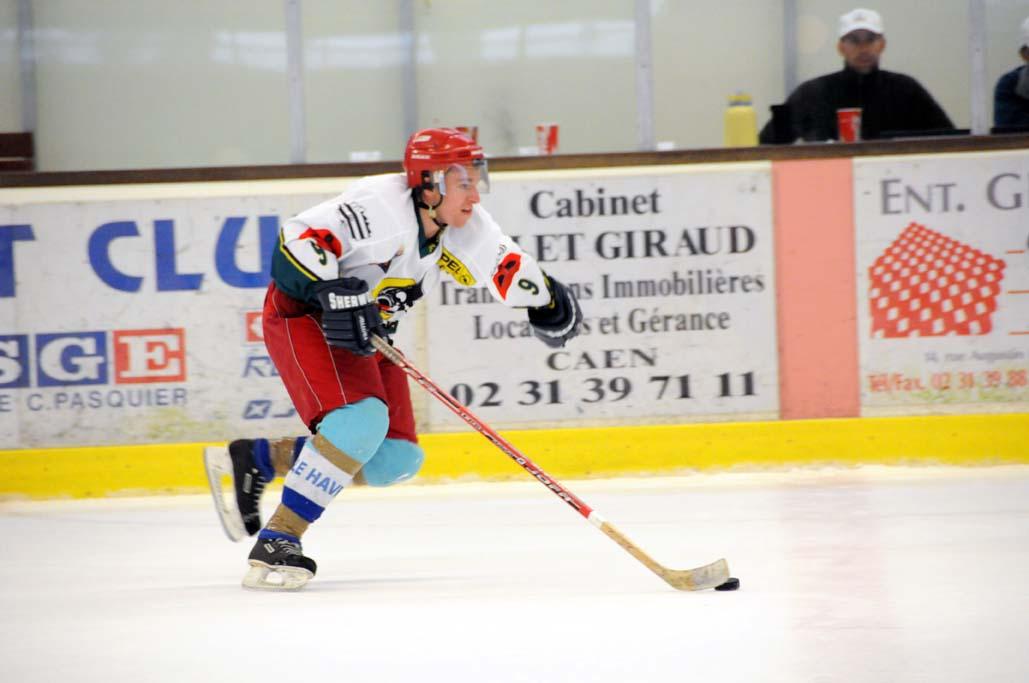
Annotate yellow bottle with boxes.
[724,93,758,147]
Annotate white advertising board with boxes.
[1,164,778,449]
[424,164,779,430]
[0,184,342,448]
[854,150,1029,414]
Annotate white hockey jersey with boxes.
[272,173,553,328]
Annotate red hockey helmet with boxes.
[403,127,489,195]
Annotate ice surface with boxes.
[3,466,1028,682]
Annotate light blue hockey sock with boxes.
[280,398,388,523]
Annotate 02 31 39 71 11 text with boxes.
[448,371,758,409]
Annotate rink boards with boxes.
[2,150,1028,497]
[2,409,1027,499]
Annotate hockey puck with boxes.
[714,577,740,591]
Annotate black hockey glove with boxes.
[527,275,583,349]
[312,277,385,356]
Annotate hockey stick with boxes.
[371,335,730,591]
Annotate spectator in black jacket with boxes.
[993,17,1029,129]
[760,8,954,143]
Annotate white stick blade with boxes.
[661,558,730,591]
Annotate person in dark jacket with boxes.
[760,8,954,143]
[993,17,1029,129]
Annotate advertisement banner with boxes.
[424,164,779,429]
[854,150,1029,414]
[0,187,337,448]
[1,165,778,448]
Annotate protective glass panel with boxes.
[29,0,289,171]
[0,0,20,131]
[652,1,784,150]
[986,0,1029,130]
[414,0,636,157]
[302,0,407,162]
[792,0,970,136]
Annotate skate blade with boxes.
[242,562,313,591]
[203,446,247,543]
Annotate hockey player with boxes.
[205,128,582,590]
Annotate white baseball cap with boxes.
[838,8,884,38]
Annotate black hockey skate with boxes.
[243,536,317,591]
[203,439,269,542]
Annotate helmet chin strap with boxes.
[414,187,448,230]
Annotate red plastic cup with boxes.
[837,108,862,142]
[455,126,478,143]
[535,123,559,155]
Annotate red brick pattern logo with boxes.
[869,223,1005,338]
